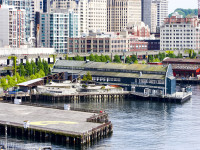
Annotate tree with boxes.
[35,73,41,78]
[134,60,138,64]
[30,74,37,80]
[38,70,45,77]
[82,72,92,81]
[18,63,26,76]
[153,58,160,62]
[166,51,176,58]
[100,54,107,62]
[25,60,33,76]
[94,54,101,62]
[89,54,95,61]
[7,75,17,88]
[42,60,49,76]
[82,75,87,81]
[74,55,84,61]
[113,55,121,63]
[86,71,92,80]
[131,55,137,62]
[192,52,197,59]
[0,78,9,90]
[31,60,37,74]
[185,49,196,59]
[148,55,154,62]
[169,8,197,18]
[142,60,146,64]
[125,56,132,63]
[64,54,68,60]
[37,58,44,72]
[158,52,166,61]
[105,55,112,62]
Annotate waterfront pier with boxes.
[0,103,113,147]
[3,91,131,102]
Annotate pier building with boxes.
[52,60,176,96]
[162,58,200,78]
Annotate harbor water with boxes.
[1,85,200,150]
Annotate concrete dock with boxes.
[0,103,112,146]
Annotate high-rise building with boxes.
[77,0,88,34]
[2,0,45,44]
[38,9,79,53]
[3,0,35,41]
[141,0,157,33]
[43,0,50,13]
[160,13,200,51]
[152,0,168,28]
[52,0,77,9]
[0,5,25,48]
[107,0,141,32]
[52,0,107,33]
[88,0,107,32]
[198,0,200,19]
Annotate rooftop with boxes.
[163,58,200,64]
[17,78,44,87]
[54,60,167,72]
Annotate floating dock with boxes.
[131,92,192,103]
[0,103,113,146]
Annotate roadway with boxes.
[0,50,199,65]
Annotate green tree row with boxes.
[0,58,50,90]
[147,50,197,63]
[18,58,50,77]
[65,54,112,62]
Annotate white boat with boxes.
[37,81,80,95]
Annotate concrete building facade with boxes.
[107,0,141,32]
[88,0,107,32]
[0,5,25,48]
[67,31,148,54]
[160,13,200,51]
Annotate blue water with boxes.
[80,85,200,150]
[1,85,200,150]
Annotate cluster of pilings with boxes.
[0,121,113,147]
[30,92,130,103]
[87,113,109,123]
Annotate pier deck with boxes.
[0,103,112,146]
